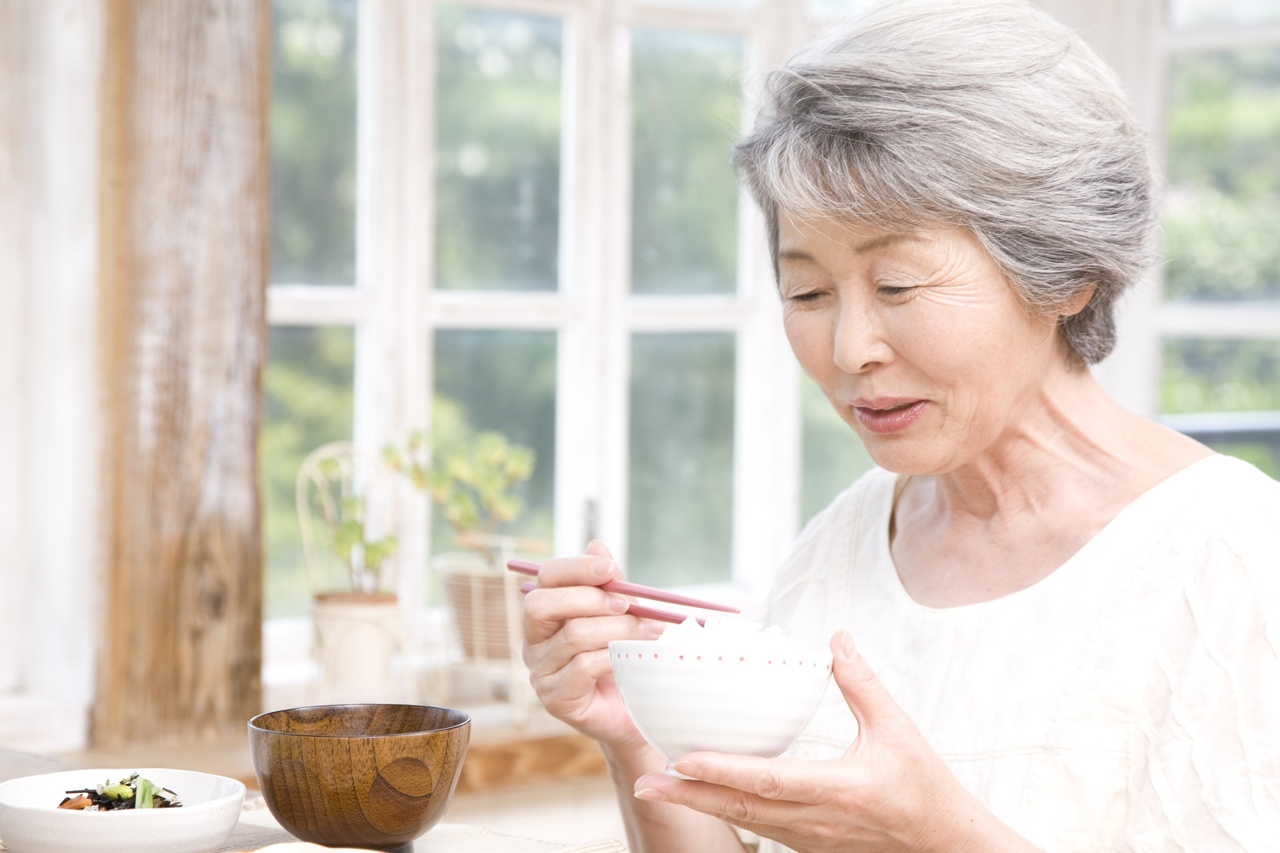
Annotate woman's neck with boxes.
[889,369,1210,608]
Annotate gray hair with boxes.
[732,0,1158,365]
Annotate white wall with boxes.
[0,0,104,752]
[0,2,32,696]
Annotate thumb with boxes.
[830,630,904,739]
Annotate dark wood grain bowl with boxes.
[248,704,471,853]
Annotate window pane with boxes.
[631,29,743,295]
[801,376,874,523]
[430,330,557,564]
[1161,338,1280,477]
[628,333,735,587]
[435,8,563,292]
[270,0,358,286]
[1169,0,1280,29]
[1165,47,1280,302]
[261,326,356,618]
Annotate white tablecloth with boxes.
[225,796,627,853]
[0,749,627,853]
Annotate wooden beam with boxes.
[93,0,269,748]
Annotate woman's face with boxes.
[778,214,1071,476]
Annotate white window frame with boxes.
[265,0,828,656]
[265,0,1280,682]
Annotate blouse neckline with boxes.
[872,454,1224,617]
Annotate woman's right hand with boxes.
[521,540,664,754]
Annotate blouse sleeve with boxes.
[1121,489,1280,851]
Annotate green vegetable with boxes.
[135,776,155,809]
[101,783,133,801]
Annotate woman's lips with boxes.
[851,399,927,434]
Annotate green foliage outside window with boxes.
[434,5,562,292]
[1165,47,1280,302]
[271,0,358,285]
[631,28,743,295]
[1162,45,1280,481]
[260,327,355,618]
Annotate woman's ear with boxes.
[1060,283,1098,318]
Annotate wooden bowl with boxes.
[248,704,470,853]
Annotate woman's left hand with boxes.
[630,631,1036,853]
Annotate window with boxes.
[264,0,880,642]
[269,0,1280,649]
[265,0,360,620]
[270,0,1280,656]
[1158,0,1280,477]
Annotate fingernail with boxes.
[606,594,630,614]
[634,787,666,802]
[673,760,699,778]
[840,631,855,659]
[591,558,614,577]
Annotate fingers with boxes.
[521,543,663,691]
[536,540,621,590]
[830,630,903,737]
[530,646,615,696]
[664,754,840,806]
[631,770,804,839]
[523,583,630,641]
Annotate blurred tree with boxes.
[432,331,557,559]
[1161,44,1280,480]
[260,326,355,618]
[1165,47,1280,301]
[627,333,735,588]
[435,5,562,292]
[270,0,358,285]
[631,28,743,295]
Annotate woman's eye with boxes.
[876,284,914,298]
[786,290,824,303]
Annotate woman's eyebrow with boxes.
[777,249,814,263]
[851,232,926,254]
[778,232,926,262]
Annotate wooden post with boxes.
[93,0,269,747]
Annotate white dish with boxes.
[0,767,245,853]
[609,633,832,771]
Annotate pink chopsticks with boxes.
[508,558,739,626]
[516,582,706,626]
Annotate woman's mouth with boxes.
[852,399,927,434]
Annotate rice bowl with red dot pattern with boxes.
[608,619,833,772]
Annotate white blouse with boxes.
[758,454,1280,853]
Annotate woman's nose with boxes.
[832,298,891,374]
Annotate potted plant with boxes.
[296,442,411,699]
[384,418,544,721]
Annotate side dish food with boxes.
[57,773,182,811]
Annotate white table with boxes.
[227,796,627,852]
[0,749,627,853]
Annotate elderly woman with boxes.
[521,1,1280,850]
